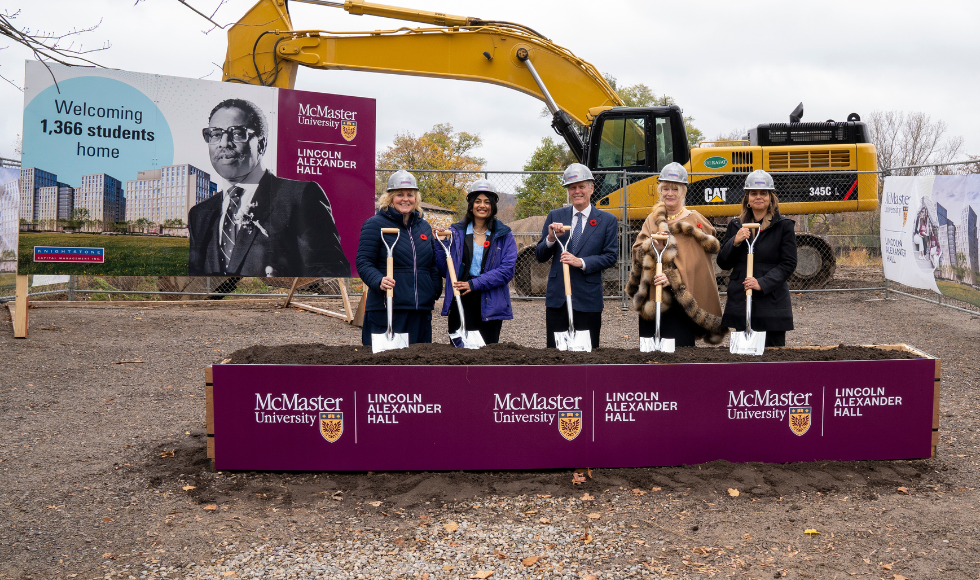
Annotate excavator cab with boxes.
[585,106,690,205]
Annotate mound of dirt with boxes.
[225,342,924,366]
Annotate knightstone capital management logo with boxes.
[727,389,814,436]
[493,392,583,440]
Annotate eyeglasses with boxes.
[202,126,256,144]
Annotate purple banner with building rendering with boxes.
[211,359,936,471]
[17,61,374,277]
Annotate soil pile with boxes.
[226,342,924,366]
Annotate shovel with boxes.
[639,233,674,353]
[434,230,485,349]
[371,227,410,354]
[729,223,766,355]
[552,226,592,352]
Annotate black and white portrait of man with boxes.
[188,98,350,277]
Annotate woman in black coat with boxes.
[355,170,442,346]
[717,170,798,347]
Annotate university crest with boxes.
[558,411,582,441]
[789,407,811,436]
[341,120,357,142]
[320,412,343,442]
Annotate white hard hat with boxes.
[466,179,498,203]
[744,169,775,190]
[387,169,418,191]
[658,162,688,185]
[562,163,594,187]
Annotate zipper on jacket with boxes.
[408,223,419,308]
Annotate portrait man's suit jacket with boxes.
[534,204,619,312]
[188,170,350,277]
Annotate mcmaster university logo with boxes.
[341,120,357,141]
[559,411,582,441]
[320,412,343,442]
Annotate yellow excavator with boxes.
[223,0,878,288]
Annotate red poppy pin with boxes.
[420,234,428,240]
[483,240,490,248]
[696,223,703,229]
[589,219,597,226]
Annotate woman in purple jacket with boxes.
[434,180,517,344]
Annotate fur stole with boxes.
[625,203,726,344]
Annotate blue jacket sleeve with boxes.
[583,213,619,274]
[471,232,517,292]
[355,218,385,291]
[756,220,798,295]
[716,219,745,271]
[434,231,449,278]
[534,211,558,263]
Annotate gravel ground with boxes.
[1,266,979,580]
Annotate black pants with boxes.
[638,305,700,347]
[546,304,601,349]
[764,331,786,347]
[447,291,503,344]
[361,310,432,346]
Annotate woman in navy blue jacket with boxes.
[355,170,442,346]
[434,180,517,344]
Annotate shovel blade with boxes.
[640,336,675,353]
[729,330,766,355]
[372,332,410,354]
[449,329,485,349]
[554,330,592,352]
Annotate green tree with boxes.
[162,218,185,229]
[514,137,577,220]
[376,123,485,216]
[134,217,152,233]
[604,74,703,146]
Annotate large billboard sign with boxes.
[18,61,375,277]
[210,359,936,471]
[881,175,980,307]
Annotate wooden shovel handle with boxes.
[381,227,399,234]
[650,233,669,242]
[386,256,394,298]
[744,223,761,230]
[655,262,663,303]
[562,263,572,296]
[446,256,460,297]
[746,253,754,297]
[435,230,451,240]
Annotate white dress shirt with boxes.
[546,204,592,271]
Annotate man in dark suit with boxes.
[188,98,350,277]
[535,163,619,348]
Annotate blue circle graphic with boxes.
[22,76,174,191]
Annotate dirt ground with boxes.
[1,270,979,579]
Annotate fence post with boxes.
[884,278,889,300]
[67,275,75,301]
[620,171,629,310]
[206,277,211,296]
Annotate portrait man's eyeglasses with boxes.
[202,126,256,144]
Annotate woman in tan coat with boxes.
[625,163,727,346]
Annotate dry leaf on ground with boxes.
[442,565,453,571]
[181,486,196,491]
[539,517,551,524]
[572,472,586,485]
[493,549,508,560]
[882,564,893,570]
[727,488,739,497]
[203,505,217,511]
[651,486,662,492]
[521,556,539,567]
[469,572,493,580]
[580,493,594,501]
[536,494,551,498]
[804,529,819,535]
[632,488,647,496]
[897,487,909,494]
[367,501,382,507]
[586,513,601,519]
[331,491,343,501]
[444,522,459,532]
[580,533,594,544]
[160,451,175,458]
[894,575,907,580]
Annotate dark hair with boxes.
[739,189,779,224]
[465,192,498,224]
[208,98,268,138]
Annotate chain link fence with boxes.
[3,164,980,320]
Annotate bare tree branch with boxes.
[867,110,963,175]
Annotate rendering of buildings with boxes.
[19,167,57,221]
[0,179,18,271]
[36,183,74,221]
[125,164,213,226]
[75,173,125,224]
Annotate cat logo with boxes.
[704,187,728,203]
[341,120,357,142]
[789,407,811,436]
[558,411,582,441]
[320,412,343,442]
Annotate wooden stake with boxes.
[337,277,353,322]
[13,274,28,338]
[282,277,301,308]
[352,287,368,328]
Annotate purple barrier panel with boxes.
[212,358,936,471]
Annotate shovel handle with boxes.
[386,256,394,298]
[381,228,399,234]
[745,253,754,297]
[655,262,663,303]
[446,256,461,297]
[562,262,572,296]
[744,223,761,230]
[435,230,451,240]
[650,233,669,242]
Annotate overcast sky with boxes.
[2,0,978,170]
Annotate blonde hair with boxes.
[656,181,688,196]
[739,190,780,223]
[377,188,421,214]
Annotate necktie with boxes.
[571,211,585,254]
[219,186,243,273]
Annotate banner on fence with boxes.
[881,176,980,307]
[18,62,375,278]
[0,167,17,273]
[211,359,935,471]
